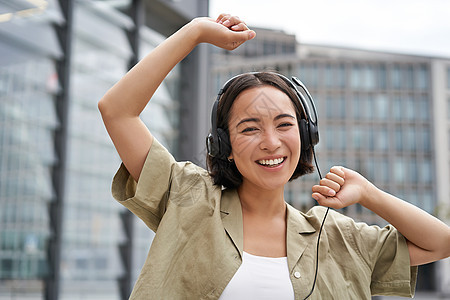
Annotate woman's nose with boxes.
[260,129,281,152]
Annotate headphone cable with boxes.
[302,146,329,300]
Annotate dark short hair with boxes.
[206,72,314,189]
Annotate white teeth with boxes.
[258,157,285,166]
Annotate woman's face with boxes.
[227,85,301,192]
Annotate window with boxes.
[403,127,416,151]
[375,128,388,150]
[421,192,434,213]
[367,128,374,150]
[404,65,414,89]
[351,64,361,89]
[298,64,319,88]
[391,65,401,89]
[326,94,345,118]
[418,95,430,120]
[417,126,431,152]
[363,65,376,90]
[377,64,387,89]
[421,159,433,183]
[394,157,405,183]
[409,159,418,183]
[392,96,402,120]
[416,65,429,90]
[404,96,415,120]
[352,127,362,149]
[365,159,375,181]
[352,95,361,119]
[395,127,403,151]
[375,94,389,119]
[326,126,346,150]
[325,64,333,88]
[337,64,346,88]
[375,159,389,183]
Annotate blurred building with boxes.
[210,27,450,296]
[0,0,208,299]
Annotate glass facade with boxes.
[0,0,183,299]
[59,3,131,298]
[0,0,62,297]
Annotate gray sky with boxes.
[209,0,450,58]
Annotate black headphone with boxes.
[206,72,319,160]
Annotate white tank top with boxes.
[219,251,295,300]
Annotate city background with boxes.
[0,0,449,299]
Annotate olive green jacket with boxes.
[112,139,417,299]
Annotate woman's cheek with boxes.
[232,135,259,156]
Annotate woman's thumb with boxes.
[233,30,256,42]
[248,30,256,40]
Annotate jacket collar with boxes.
[220,189,317,272]
[220,189,244,257]
[286,202,316,272]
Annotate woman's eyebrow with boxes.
[236,114,295,127]
[274,113,295,121]
[236,117,260,127]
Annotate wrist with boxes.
[180,19,203,47]
[358,180,380,208]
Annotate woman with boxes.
[98,14,450,299]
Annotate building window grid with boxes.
[316,61,434,211]
[0,60,55,280]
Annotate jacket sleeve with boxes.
[349,220,418,297]
[111,138,204,232]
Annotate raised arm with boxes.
[98,14,255,181]
[312,166,450,266]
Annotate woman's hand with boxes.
[190,14,256,50]
[311,166,373,209]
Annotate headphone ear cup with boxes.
[206,133,218,157]
[217,128,231,159]
[309,122,319,148]
[300,119,311,151]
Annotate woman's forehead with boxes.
[230,86,296,120]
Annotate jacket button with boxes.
[294,271,301,279]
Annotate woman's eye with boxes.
[241,127,258,133]
[278,123,294,128]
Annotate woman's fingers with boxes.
[325,173,344,188]
[311,166,345,198]
[321,177,341,193]
[216,13,230,23]
[216,14,247,30]
[329,166,345,178]
[231,22,249,32]
[311,192,345,209]
[312,184,337,197]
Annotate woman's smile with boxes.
[256,156,287,168]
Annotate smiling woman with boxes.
[98,13,450,300]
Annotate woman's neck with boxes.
[237,181,286,217]
[237,180,288,257]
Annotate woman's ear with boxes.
[227,154,234,162]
